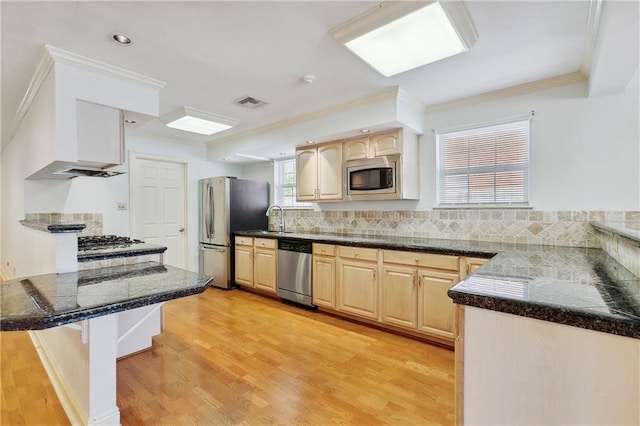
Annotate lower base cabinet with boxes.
[235,237,254,287]
[312,243,337,308]
[337,258,378,320]
[235,237,277,294]
[417,270,459,340]
[381,265,417,329]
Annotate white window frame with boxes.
[436,114,531,207]
[273,158,312,209]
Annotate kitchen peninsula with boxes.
[0,262,211,425]
[236,227,640,425]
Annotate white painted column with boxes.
[29,314,121,425]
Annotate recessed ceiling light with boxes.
[112,34,132,45]
[360,129,371,134]
[306,140,316,144]
[161,106,239,136]
[331,1,477,77]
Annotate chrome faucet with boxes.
[266,204,285,232]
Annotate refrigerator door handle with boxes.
[204,183,211,239]
[209,183,215,239]
[200,245,225,253]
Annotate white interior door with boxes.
[131,156,187,269]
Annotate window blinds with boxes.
[437,118,530,206]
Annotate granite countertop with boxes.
[236,230,640,339]
[77,243,167,262]
[236,230,502,258]
[0,262,212,331]
[20,220,86,233]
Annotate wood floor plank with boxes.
[2,287,454,425]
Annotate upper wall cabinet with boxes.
[343,130,402,161]
[296,142,343,201]
[77,100,124,166]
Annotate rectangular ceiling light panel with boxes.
[162,106,239,136]
[335,1,477,77]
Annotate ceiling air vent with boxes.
[235,96,269,110]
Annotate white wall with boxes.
[423,77,640,211]
[290,75,639,212]
[1,72,58,278]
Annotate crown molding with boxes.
[207,86,400,147]
[580,0,604,78]
[425,71,587,113]
[4,46,55,149]
[397,88,428,114]
[3,45,166,150]
[45,45,166,90]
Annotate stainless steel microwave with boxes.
[344,155,401,200]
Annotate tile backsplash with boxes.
[24,212,103,236]
[272,210,640,248]
[596,227,640,277]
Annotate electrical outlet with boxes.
[117,202,127,210]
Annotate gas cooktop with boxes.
[78,235,144,251]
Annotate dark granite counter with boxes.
[0,261,212,331]
[236,230,640,339]
[235,230,500,258]
[77,243,167,262]
[20,220,86,233]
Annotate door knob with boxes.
[179,227,185,233]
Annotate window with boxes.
[274,158,311,208]
[436,117,530,206]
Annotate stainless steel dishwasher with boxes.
[277,239,314,307]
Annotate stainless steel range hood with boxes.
[52,167,124,178]
[27,161,126,180]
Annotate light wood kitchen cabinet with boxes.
[343,136,370,161]
[417,269,459,339]
[343,129,402,162]
[253,238,277,293]
[336,246,379,320]
[464,257,489,277]
[381,264,417,329]
[380,249,460,342]
[76,100,124,166]
[312,243,336,308]
[370,129,401,157]
[234,237,254,287]
[296,142,342,201]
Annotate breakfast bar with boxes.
[0,262,212,425]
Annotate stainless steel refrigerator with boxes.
[199,177,269,289]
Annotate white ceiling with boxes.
[0,1,633,163]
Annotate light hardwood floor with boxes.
[1,288,454,425]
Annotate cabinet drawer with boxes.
[236,236,253,246]
[313,243,336,256]
[338,246,378,262]
[254,238,276,249]
[383,250,459,271]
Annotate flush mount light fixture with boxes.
[234,153,271,162]
[161,106,239,136]
[112,34,132,45]
[331,1,477,77]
